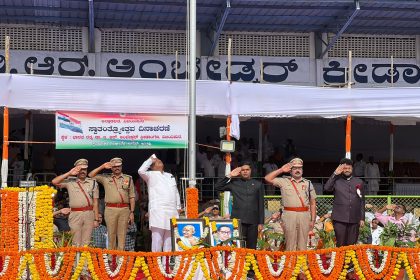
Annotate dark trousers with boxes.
[241,223,258,249]
[333,220,359,247]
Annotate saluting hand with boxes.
[280,163,291,173]
[102,162,112,169]
[334,164,345,175]
[229,167,242,177]
[69,167,80,176]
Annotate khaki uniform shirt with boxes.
[60,177,99,208]
[95,173,135,203]
[272,176,317,208]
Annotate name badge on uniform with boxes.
[122,178,130,190]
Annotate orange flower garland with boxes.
[0,244,417,279]
[185,187,199,218]
[307,249,346,279]
[356,247,394,279]
[0,186,56,253]
[407,250,420,279]
[0,190,19,251]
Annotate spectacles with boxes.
[219,231,231,235]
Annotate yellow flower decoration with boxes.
[233,218,238,228]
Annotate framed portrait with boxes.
[170,218,207,251]
[209,219,242,248]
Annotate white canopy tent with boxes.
[0,74,230,115]
[1,74,420,193]
[1,74,420,120]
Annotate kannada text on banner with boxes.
[56,112,187,149]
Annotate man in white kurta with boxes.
[365,156,381,195]
[138,154,181,252]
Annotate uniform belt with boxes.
[284,206,309,212]
[106,203,129,208]
[71,206,93,211]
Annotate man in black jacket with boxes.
[324,158,365,247]
[215,162,265,249]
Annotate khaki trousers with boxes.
[105,207,130,251]
[283,210,311,251]
[68,211,94,247]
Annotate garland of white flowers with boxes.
[157,255,182,278]
[0,256,10,277]
[367,249,388,274]
[265,255,287,277]
[102,254,124,277]
[29,192,36,249]
[44,253,64,276]
[215,251,236,274]
[17,192,37,251]
[315,251,336,275]
[18,192,26,251]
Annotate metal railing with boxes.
[182,176,420,200]
[264,195,420,217]
[1,170,57,187]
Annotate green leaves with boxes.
[379,221,416,248]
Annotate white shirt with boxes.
[201,157,215,177]
[371,227,383,245]
[138,157,181,230]
[404,212,417,225]
[353,160,366,177]
[365,163,380,181]
[365,212,375,223]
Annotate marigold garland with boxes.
[185,187,199,218]
[407,250,420,279]
[0,244,418,279]
[0,190,19,251]
[0,185,56,253]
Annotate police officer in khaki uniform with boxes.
[52,159,99,246]
[89,158,135,251]
[265,158,317,251]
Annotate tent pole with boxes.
[175,50,178,80]
[225,37,232,174]
[258,121,263,163]
[1,36,10,188]
[24,64,34,163]
[389,124,394,174]
[175,50,180,165]
[227,38,232,81]
[345,50,352,159]
[390,55,394,87]
[188,0,197,188]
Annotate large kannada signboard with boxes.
[56,112,187,149]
